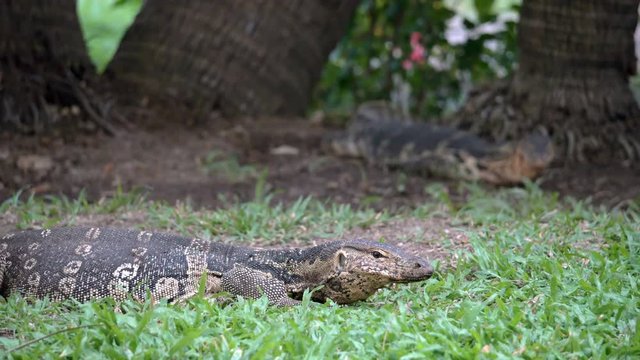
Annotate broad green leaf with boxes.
[76,0,144,73]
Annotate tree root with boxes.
[64,69,117,136]
[444,78,640,164]
[1,59,122,135]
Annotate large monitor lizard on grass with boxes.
[325,102,554,185]
[0,227,433,306]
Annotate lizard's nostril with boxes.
[414,262,422,268]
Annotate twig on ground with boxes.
[7,324,97,353]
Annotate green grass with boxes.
[200,151,263,183]
[1,185,639,359]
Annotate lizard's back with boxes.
[0,227,225,302]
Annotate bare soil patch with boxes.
[2,113,638,211]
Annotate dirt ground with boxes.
[1,111,639,211]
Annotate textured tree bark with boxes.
[1,0,359,132]
[0,0,94,132]
[110,0,359,117]
[450,0,640,163]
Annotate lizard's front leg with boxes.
[221,265,301,306]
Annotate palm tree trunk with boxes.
[450,0,640,163]
[109,0,359,117]
[0,0,92,132]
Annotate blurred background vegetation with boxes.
[313,0,521,119]
[78,0,638,120]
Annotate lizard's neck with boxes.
[207,242,342,298]
[270,241,340,261]
[266,242,342,296]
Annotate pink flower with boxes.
[410,44,426,63]
[403,31,426,70]
[410,32,422,46]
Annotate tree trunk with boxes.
[449,0,640,163]
[0,0,94,132]
[110,1,359,117]
[1,1,359,132]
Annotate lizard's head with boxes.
[311,240,433,304]
[515,129,555,172]
[483,129,555,185]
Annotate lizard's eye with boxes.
[371,250,384,259]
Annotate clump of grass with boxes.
[146,195,389,243]
[200,150,261,182]
[0,187,146,229]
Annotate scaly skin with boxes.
[0,227,433,306]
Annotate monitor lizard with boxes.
[0,227,433,306]
[324,102,554,185]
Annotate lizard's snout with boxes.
[417,259,434,277]
[399,258,434,281]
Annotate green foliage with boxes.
[76,0,143,73]
[313,0,521,118]
[1,185,639,358]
